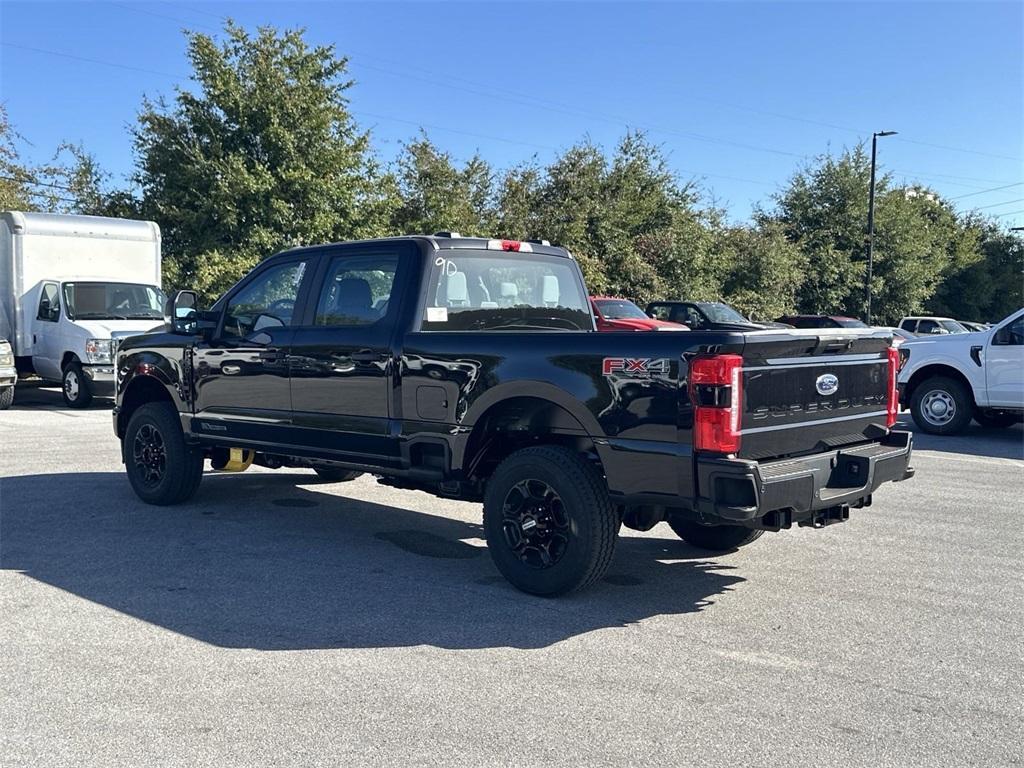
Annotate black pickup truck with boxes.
[113,234,914,595]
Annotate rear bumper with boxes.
[0,365,16,387]
[695,430,914,529]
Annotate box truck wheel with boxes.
[0,386,13,410]
[62,362,93,408]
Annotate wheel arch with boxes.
[117,373,175,439]
[905,363,977,408]
[458,392,602,484]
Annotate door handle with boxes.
[222,364,241,375]
[351,349,385,363]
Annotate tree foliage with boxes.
[132,23,393,299]
[4,23,1019,324]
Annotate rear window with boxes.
[594,299,648,320]
[835,317,869,328]
[421,251,591,331]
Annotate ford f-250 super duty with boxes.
[112,234,914,595]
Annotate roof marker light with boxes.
[487,239,533,252]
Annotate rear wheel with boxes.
[124,402,203,505]
[313,467,363,483]
[483,446,618,596]
[910,376,972,435]
[0,386,13,410]
[62,362,93,408]
[668,519,763,551]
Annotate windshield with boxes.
[62,282,166,321]
[940,320,968,333]
[700,302,749,324]
[835,317,870,328]
[595,299,649,320]
[422,251,592,331]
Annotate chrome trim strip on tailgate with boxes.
[741,410,888,435]
[746,355,885,371]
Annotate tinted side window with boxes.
[917,320,939,334]
[223,260,308,338]
[900,319,917,332]
[994,316,1024,346]
[37,283,60,322]
[648,305,670,321]
[315,253,398,327]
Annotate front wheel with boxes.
[910,376,972,435]
[0,386,13,410]
[62,363,93,408]
[668,519,763,551]
[483,446,618,596]
[124,402,204,505]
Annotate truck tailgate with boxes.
[739,330,893,460]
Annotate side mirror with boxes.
[928,327,948,335]
[40,298,53,319]
[170,290,199,334]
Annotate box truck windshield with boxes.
[62,282,166,321]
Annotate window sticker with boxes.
[426,307,449,322]
[434,256,459,276]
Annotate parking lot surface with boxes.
[2,384,1022,767]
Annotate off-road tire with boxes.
[668,519,764,551]
[483,445,618,596]
[0,386,13,410]
[313,468,363,483]
[62,362,93,408]
[910,375,972,435]
[124,402,204,505]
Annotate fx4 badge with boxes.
[602,357,671,377]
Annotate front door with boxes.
[287,243,413,463]
[191,256,314,445]
[31,282,62,380]
[986,312,1024,408]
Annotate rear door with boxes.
[286,242,415,464]
[191,255,315,444]
[739,331,893,460]
[986,313,1024,408]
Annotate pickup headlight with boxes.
[84,339,114,365]
[0,340,13,367]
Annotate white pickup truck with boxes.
[898,308,1024,434]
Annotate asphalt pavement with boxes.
[2,383,1022,767]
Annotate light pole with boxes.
[866,130,897,325]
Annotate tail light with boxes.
[886,346,900,428]
[689,354,743,453]
[487,239,533,252]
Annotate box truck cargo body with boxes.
[0,211,165,407]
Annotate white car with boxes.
[898,316,970,336]
[898,308,1024,434]
[0,338,14,409]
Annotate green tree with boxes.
[390,134,496,236]
[928,221,1023,322]
[133,22,394,300]
[718,222,807,321]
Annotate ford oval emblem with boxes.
[816,373,839,396]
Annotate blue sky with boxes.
[2,1,1022,227]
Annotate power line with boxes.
[970,198,1024,211]
[992,209,1024,218]
[0,174,78,192]
[950,182,1024,200]
[891,137,1021,163]
[0,42,185,80]
[108,1,219,32]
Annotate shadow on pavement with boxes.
[894,415,1023,461]
[4,382,113,412]
[0,471,744,651]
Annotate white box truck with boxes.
[0,211,165,408]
